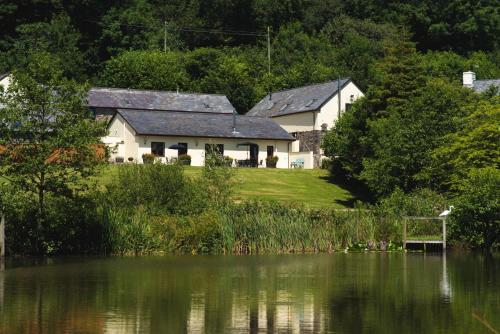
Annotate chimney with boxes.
[463,71,476,88]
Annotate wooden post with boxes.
[0,213,4,257]
[403,218,407,250]
[443,218,447,249]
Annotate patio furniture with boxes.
[291,158,305,168]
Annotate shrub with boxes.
[223,156,234,166]
[178,154,191,165]
[266,156,279,168]
[449,168,499,251]
[128,157,134,162]
[104,163,206,215]
[142,153,155,164]
[320,157,332,170]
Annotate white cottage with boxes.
[98,88,294,168]
[462,71,500,93]
[247,79,364,167]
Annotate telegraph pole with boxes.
[337,75,342,119]
[164,20,167,52]
[267,26,271,99]
[267,26,271,76]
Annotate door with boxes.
[250,144,259,167]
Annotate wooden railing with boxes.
[403,216,447,251]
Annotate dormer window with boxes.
[305,99,317,107]
[279,104,289,112]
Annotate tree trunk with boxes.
[37,171,45,253]
[0,214,5,257]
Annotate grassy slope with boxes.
[99,165,364,209]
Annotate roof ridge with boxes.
[90,86,228,97]
[116,108,235,115]
[264,78,351,96]
[117,108,275,119]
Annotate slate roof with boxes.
[116,109,295,141]
[247,79,351,117]
[473,79,500,93]
[88,87,235,114]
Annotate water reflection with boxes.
[440,254,452,302]
[0,253,498,333]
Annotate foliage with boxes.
[141,153,155,164]
[449,168,500,251]
[99,50,189,91]
[266,156,279,165]
[103,163,205,216]
[0,53,105,252]
[425,96,500,192]
[202,151,237,207]
[361,79,474,196]
[3,14,86,79]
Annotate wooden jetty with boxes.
[403,216,447,252]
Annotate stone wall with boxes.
[295,130,324,168]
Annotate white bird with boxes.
[439,205,454,217]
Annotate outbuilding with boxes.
[96,87,295,168]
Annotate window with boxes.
[267,145,274,158]
[205,144,224,156]
[279,104,289,112]
[151,142,165,157]
[178,143,188,155]
[305,99,317,107]
[345,103,353,111]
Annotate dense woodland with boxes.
[0,0,498,253]
[0,0,499,112]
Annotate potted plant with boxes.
[142,153,155,164]
[223,156,234,167]
[115,156,124,163]
[128,157,134,163]
[178,154,192,166]
[266,156,278,168]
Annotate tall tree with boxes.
[0,52,105,250]
[424,96,500,192]
[3,14,85,79]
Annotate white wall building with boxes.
[103,109,294,168]
[462,71,500,93]
[247,79,364,167]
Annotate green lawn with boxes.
[99,165,366,209]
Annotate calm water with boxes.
[0,253,499,334]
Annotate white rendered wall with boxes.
[102,116,293,168]
[272,111,315,133]
[268,81,364,133]
[289,152,314,169]
[315,81,364,130]
[137,136,291,168]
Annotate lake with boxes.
[0,253,498,333]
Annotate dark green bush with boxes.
[178,154,191,165]
[449,168,499,251]
[103,163,206,215]
[142,153,155,164]
[266,156,278,168]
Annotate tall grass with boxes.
[216,202,399,254]
[93,162,446,255]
